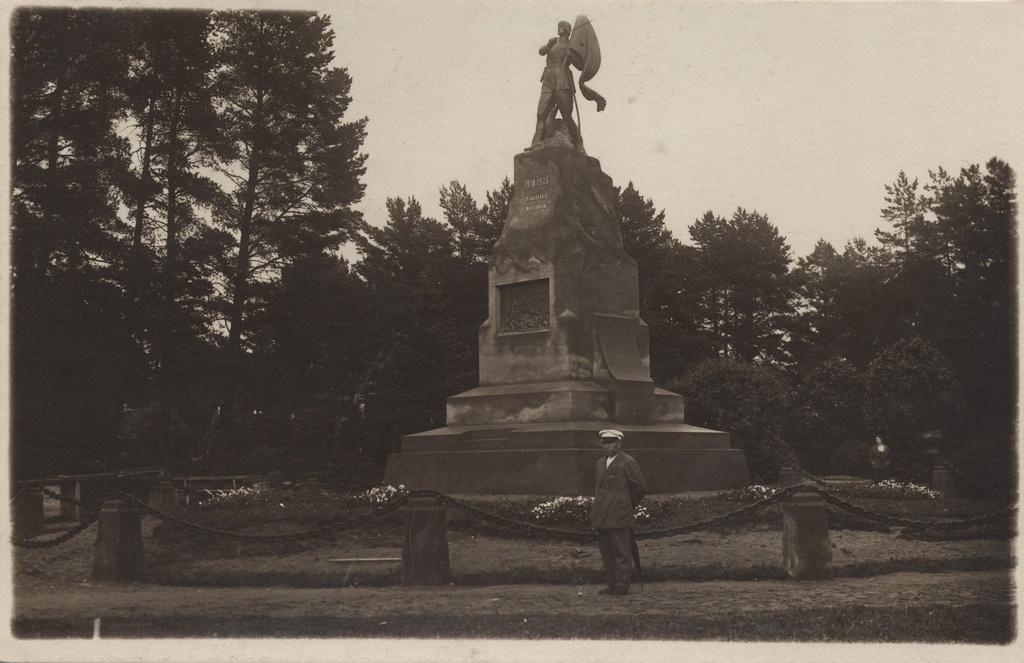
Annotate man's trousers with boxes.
[597,528,633,591]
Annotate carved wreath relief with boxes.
[499,279,550,333]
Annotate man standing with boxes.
[528,20,583,149]
[591,429,647,596]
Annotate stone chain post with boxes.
[401,497,450,585]
[778,468,834,581]
[12,486,45,537]
[92,498,144,582]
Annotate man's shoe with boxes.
[597,587,616,595]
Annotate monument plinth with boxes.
[383,142,749,495]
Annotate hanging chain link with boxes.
[112,490,415,543]
[408,490,597,543]
[39,485,103,511]
[10,512,101,548]
[11,478,161,548]
[631,486,795,540]
[938,461,1018,498]
[13,481,1016,549]
[803,484,1017,530]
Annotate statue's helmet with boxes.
[558,20,571,34]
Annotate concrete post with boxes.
[401,497,450,585]
[782,492,834,581]
[931,465,957,498]
[148,481,178,511]
[777,466,803,487]
[13,486,45,537]
[60,482,77,520]
[92,498,144,582]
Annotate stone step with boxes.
[383,447,749,495]
[400,422,730,453]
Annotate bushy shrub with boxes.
[669,360,797,481]
[117,402,193,466]
[787,357,868,473]
[827,437,874,477]
[864,338,965,460]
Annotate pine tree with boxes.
[688,208,799,363]
[617,183,704,381]
[206,10,367,468]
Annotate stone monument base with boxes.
[383,422,749,495]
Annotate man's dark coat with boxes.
[591,452,647,529]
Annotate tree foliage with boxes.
[786,357,867,474]
[689,208,800,364]
[668,360,796,481]
[863,338,965,457]
[10,8,369,476]
[617,183,707,380]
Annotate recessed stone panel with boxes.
[498,279,550,334]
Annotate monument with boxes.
[383,17,749,495]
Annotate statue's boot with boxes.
[564,118,583,149]
[526,117,548,151]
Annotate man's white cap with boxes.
[598,429,623,440]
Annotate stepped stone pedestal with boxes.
[384,142,749,495]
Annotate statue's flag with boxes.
[569,14,606,111]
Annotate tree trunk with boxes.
[213,90,263,474]
[41,74,66,277]
[160,87,182,470]
[133,92,157,250]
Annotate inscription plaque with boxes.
[499,279,550,333]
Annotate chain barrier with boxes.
[788,483,1017,531]
[39,485,104,511]
[635,486,799,540]
[408,488,817,542]
[113,490,415,543]
[38,476,159,510]
[10,478,162,549]
[10,512,102,548]
[14,481,1017,550]
[408,490,597,543]
[938,461,1018,499]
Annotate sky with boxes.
[3,0,1021,262]
[315,0,1024,261]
